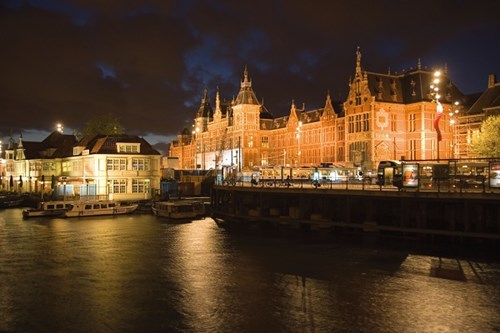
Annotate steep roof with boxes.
[234,66,260,106]
[365,69,466,105]
[76,134,160,155]
[14,131,77,159]
[196,88,213,118]
[20,141,45,159]
[350,48,466,107]
[467,83,500,116]
[41,131,78,158]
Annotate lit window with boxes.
[261,136,269,148]
[109,179,127,193]
[132,179,149,193]
[132,158,150,170]
[107,158,127,170]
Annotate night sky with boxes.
[1,0,500,154]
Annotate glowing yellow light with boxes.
[436,103,443,113]
[434,71,441,77]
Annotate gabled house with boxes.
[2,132,161,201]
[67,134,161,201]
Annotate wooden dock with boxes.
[211,185,500,242]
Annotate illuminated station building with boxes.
[169,49,496,175]
[169,49,492,173]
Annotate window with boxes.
[29,162,41,171]
[107,158,127,170]
[62,161,72,172]
[409,113,416,132]
[349,113,369,133]
[261,136,269,148]
[43,162,55,171]
[362,113,369,131]
[248,135,253,148]
[391,114,397,132]
[132,179,149,193]
[132,158,150,171]
[109,179,127,193]
[409,140,417,160]
[338,125,344,141]
[117,143,140,153]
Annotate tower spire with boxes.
[201,87,208,104]
[241,65,252,89]
[355,46,362,77]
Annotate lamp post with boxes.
[296,121,302,166]
[430,70,443,160]
[63,180,67,201]
[192,123,200,170]
[448,101,461,158]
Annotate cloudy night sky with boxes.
[1,0,500,154]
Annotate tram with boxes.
[256,164,363,185]
[376,158,499,190]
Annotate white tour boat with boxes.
[63,200,138,218]
[152,199,205,220]
[22,200,76,218]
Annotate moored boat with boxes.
[152,199,205,220]
[22,201,75,218]
[0,194,24,209]
[63,200,138,218]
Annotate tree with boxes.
[471,115,500,157]
[83,113,124,136]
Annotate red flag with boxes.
[434,113,443,141]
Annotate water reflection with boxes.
[1,208,500,332]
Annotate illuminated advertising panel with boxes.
[402,163,419,188]
[489,162,500,188]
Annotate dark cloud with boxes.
[1,0,500,143]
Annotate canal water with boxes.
[1,208,500,333]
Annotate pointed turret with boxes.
[216,87,220,110]
[347,47,372,106]
[234,66,259,105]
[7,136,15,150]
[290,99,301,121]
[321,91,336,119]
[355,46,362,78]
[195,87,213,118]
[18,133,24,148]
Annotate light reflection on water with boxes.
[1,208,500,333]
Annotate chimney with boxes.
[488,74,497,88]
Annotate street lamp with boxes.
[449,101,461,158]
[56,123,64,133]
[192,123,200,170]
[296,121,302,166]
[430,70,443,160]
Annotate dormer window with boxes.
[117,143,140,153]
